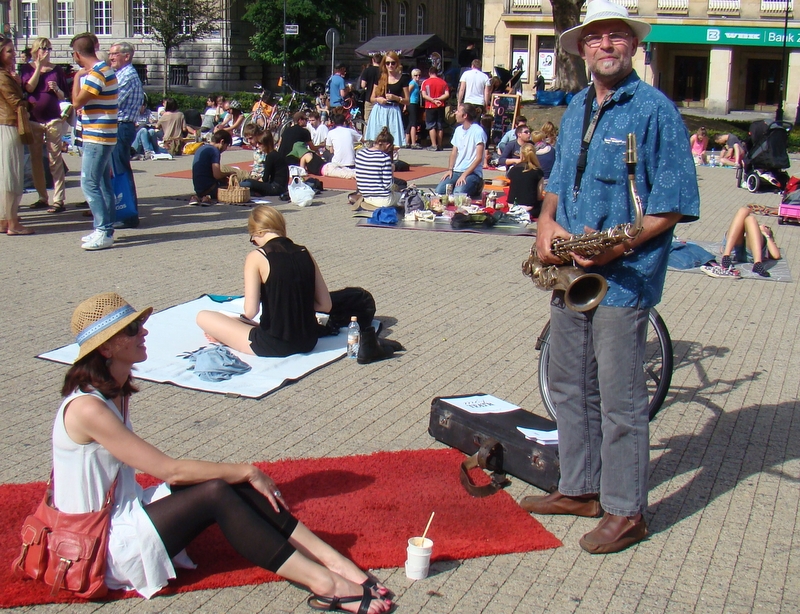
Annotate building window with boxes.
[93,0,112,35]
[359,17,367,42]
[380,0,388,37]
[417,4,425,34]
[169,64,189,86]
[465,2,472,27]
[132,0,151,36]
[21,0,38,37]
[476,2,482,28]
[57,0,74,36]
[398,3,407,36]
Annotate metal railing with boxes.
[708,0,741,14]
[656,0,689,13]
[761,0,793,14]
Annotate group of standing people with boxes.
[0,31,150,247]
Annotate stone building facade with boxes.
[1,0,486,93]
[485,0,800,120]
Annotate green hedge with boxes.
[143,91,260,111]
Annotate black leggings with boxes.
[143,479,298,573]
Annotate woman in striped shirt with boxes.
[355,127,398,208]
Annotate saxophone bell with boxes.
[522,248,608,313]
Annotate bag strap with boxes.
[572,86,615,202]
[459,438,510,498]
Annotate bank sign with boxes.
[647,24,800,48]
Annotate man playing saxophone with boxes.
[522,0,700,554]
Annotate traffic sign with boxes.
[326,28,340,49]
[285,24,299,36]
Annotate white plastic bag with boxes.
[288,165,307,178]
[288,176,314,208]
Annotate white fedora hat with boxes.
[560,0,651,56]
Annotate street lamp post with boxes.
[282,0,287,95]
[775,0,791,123]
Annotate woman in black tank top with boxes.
[196,206,332,357]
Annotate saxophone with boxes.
[522,133,644,312]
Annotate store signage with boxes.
[646,24,800,48]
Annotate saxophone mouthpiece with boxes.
[626,133,637,165]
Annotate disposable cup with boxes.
[405,537,433,580]
[405,559,429,580]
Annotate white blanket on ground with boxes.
[38,295,351,399]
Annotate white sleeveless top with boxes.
[53,390,194,598]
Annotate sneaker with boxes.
[752,262,771,278]
[720,255,732,270]
[426,146,439,152]
[81,228,102,243]
[701,265,741,279]
[411,143,422,150]
[81,232,114,251]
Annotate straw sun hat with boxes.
[559,0,651,57]
[70,292,152,361]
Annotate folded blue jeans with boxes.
[81,142,116,236]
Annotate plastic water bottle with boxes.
[709,150,716,167]
[347,317,360,359]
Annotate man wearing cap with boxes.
[522,0,699,554]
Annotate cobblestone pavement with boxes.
[2,144,799,613]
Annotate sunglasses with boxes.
[385,61,397,66]
[122,316,147,337]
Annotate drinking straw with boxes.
[421,511,435,542]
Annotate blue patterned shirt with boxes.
[115,63,144,123]
[546,71,700,308]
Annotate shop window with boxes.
[672,56,708,104]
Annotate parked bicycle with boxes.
[535,308,673,423]
[242,83,316,140]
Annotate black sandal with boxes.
[28,199,48,210]
[307,586,384,614]
[362,574,393,599]
[47,203,66,213]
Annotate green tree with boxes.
[145,0,221,96]
[244,0,371,85]
[550,0,587,93]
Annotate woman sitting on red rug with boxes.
[196,206,332,357]
[54,291,392,612]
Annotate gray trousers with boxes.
[548,291,650,516]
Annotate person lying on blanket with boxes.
[55,292,392,610]
[196,206,333,356]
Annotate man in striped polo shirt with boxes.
[70,32,118,250]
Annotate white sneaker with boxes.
[701,265,741,279]
[81,228,102,243]
[81,232,114,251]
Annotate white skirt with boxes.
[0,124,23,194]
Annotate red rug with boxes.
[156,164,447,192]
[0,448,559,607]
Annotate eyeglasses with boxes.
[122,316,147,337]
[582,31,632,48]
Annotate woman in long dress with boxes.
[364,51,409,151]
[0,37,34,234]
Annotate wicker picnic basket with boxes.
[218,175,251,204]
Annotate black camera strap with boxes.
[573,86,615,202]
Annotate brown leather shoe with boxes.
[520,491,603,518]
[579,513,648,554]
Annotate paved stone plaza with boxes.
[2,144,799,613]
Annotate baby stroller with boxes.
[740,120,792,193]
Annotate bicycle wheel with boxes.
[352,117,366,135]
[537,308,673,423]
